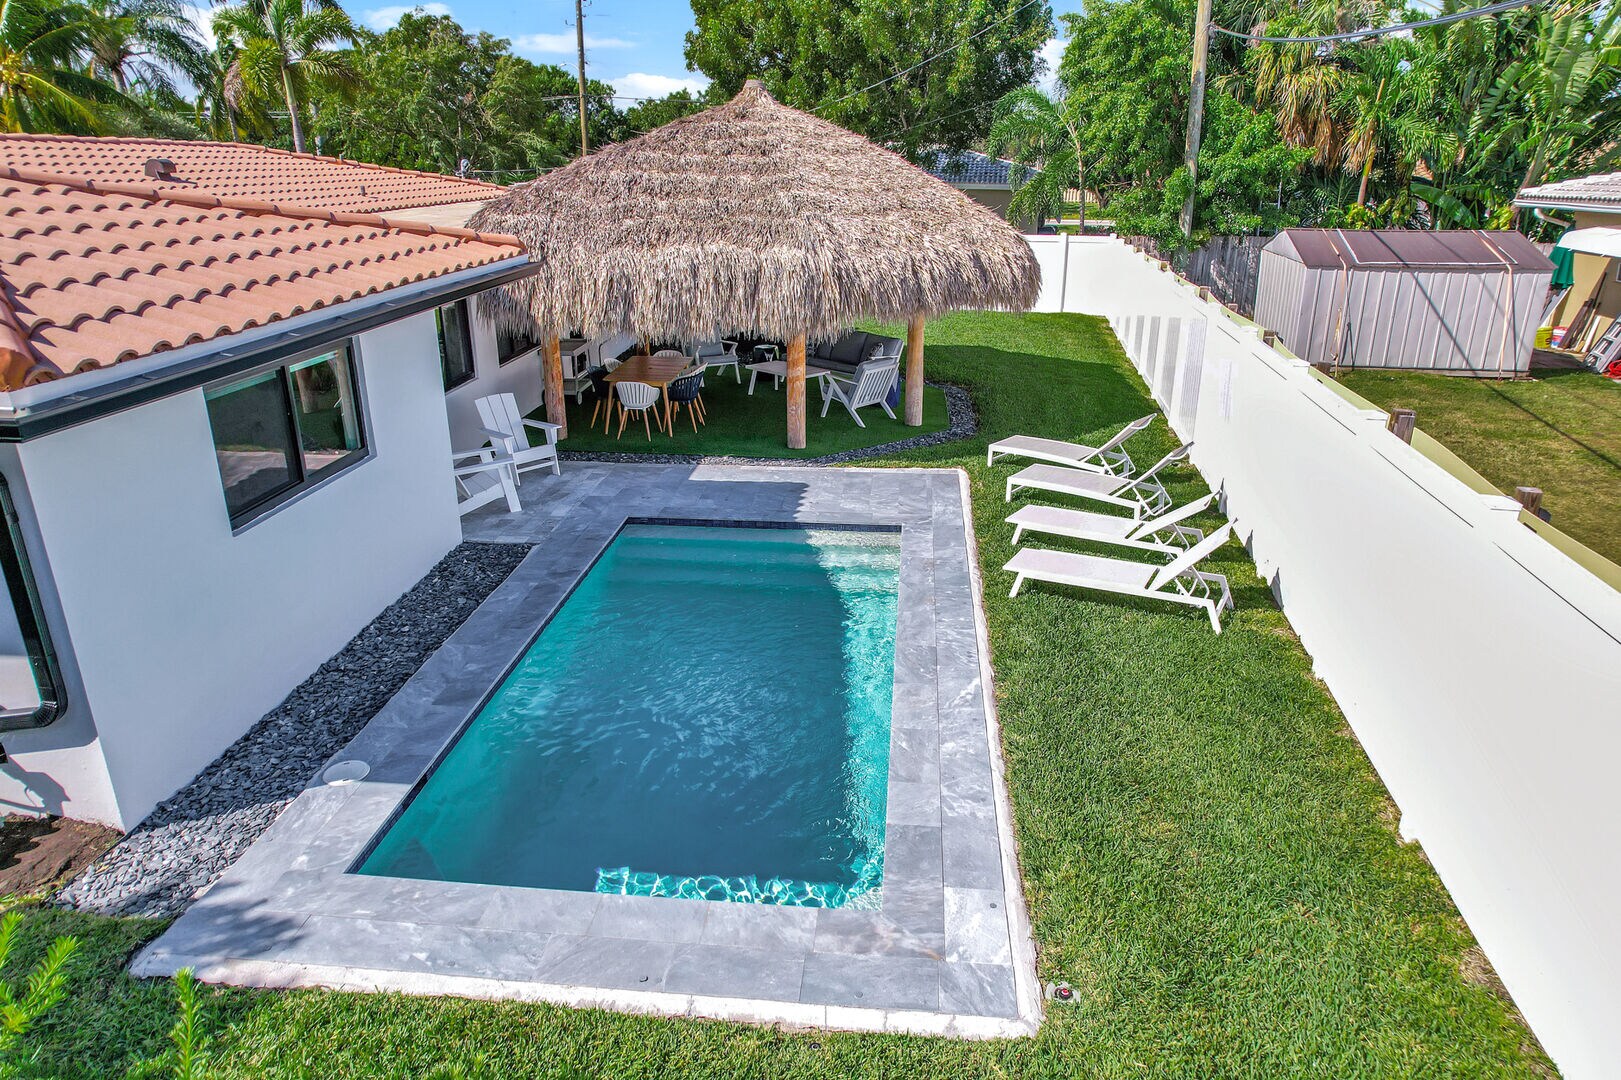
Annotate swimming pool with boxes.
[359,523,900,908]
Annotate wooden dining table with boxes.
[603,354,691,436]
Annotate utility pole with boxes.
[575,0,590,156]
[1180,0,1214,238]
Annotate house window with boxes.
[205,344,367,527]
[0,474,63,726]
[437,301,476,389]
[497,324,543,365]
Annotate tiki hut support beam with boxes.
[543,332,568,439]
[787,332,807,450]
[905,314,926,426]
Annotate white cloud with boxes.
[1036,36,1066,95]
[609,72,708,101]
[512,32,635,56]
[181,3,216,50]
[363,3,452,31]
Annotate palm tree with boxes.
[212,0,358,153]
[1334,43,1449,208]
[1471,3,1621,192]
[987,84,1086,230]
[84,0,208,94]
[1245,42,1348,166]
[0,0,124,132]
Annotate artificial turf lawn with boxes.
[535,366,951,458]
[1339,367,1621,566]
[3,313,1553,1078]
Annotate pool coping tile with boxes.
[137,463,1041,1039]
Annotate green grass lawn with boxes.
[2,314,1552,1078]
[1339,368,1621,566]
[541,367,951,458]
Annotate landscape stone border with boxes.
[558,381,976,467]
[134,463,1041,1038]
[57,543,533,919]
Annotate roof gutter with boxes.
[1514,195,1598,217]
[1532,206,1575,229]
[0,256,539,443]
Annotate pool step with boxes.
[615,537,901,572]
[607,556,900,595]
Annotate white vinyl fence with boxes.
[1027,235,1621,1080]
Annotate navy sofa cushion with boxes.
[811,330,904,375]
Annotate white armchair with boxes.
[474,392,560,484]
[694,339,743,382]
[820,357,900,428]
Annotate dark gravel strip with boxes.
[558,381,977,467]
[56,541,532,919]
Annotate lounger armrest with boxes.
[479,425,514,443]
[450,446,497,464]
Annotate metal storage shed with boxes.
[1254,229,1554,375]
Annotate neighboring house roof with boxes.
[0,168,525,390]
[919,149,1030,189]
[0,134,504,215]
[1515,172,1621,213]
[1264,228,1552,272]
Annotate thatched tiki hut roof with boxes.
[471,80,1040,447]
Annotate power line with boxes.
[1210,0,1548,44]
[816,0,1046,113]
[877,100,998,144]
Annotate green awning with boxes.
[1550,243,1576,289]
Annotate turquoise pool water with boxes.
[360,524,900,908]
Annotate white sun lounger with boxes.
[1007,493,1216,553]
[1004,523,1235,632]
[986,414,1154,475]
[1005,444,1191,518]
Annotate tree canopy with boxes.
[1044,0,1621,247]
[685,0,1053,156]
[307,12,622,181]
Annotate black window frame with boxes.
[496,323,543,366]
[0,474,64,731]
[204,342,370,530]
[437,300,477,390]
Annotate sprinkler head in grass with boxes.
[1047,981,1075,1002]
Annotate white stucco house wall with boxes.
[0,146,535,829]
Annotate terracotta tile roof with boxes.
[0,167,525,389]
[0,134,504,215]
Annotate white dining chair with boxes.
[614,381,663,440]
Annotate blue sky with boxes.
[344,1,1086,102]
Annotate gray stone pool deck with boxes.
[135,463,1041,1038]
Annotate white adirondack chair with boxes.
[474,392,560,484]
[820,357,900,427]
[452,447,520,517]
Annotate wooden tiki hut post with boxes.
[468,81,1038,449]
[787,333,807,449]
[905,314,926,427]
[542,332,568,438]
